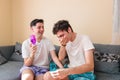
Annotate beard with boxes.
[36,33,42,38]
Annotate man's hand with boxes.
[30,44,37,57]
[60,37,67,46]
[50,69,68,79]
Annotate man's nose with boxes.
[40,27,44,31]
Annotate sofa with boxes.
[93,43,120,80]
[0,42,23,80]
[0,42,120,80]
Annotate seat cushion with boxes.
[94,51,120,74]
[0,61,23,80]
[95,71,120,80]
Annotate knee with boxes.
[21,73,34,80]
[21,70,34,80]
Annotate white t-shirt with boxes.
[66,34,94,68]
[22,37,55,68]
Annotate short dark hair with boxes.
[53,20,73,34]
[30,19,44,27]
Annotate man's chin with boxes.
[37,34,42,38]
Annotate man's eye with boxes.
[60,34,64,37]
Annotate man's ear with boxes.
[68,27,72,33]
[30,27,33,31]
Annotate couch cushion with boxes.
[94,61,119,74]
[93,43,120,55]
[10,52,23,62]
[94,51,120,62]
[0,45,15,60]
[0,61,23,80]
[94,47,120,74]
[0,51,7,65]
[10,42,23,62]
[94,43,120,73]
[95,71,120,80]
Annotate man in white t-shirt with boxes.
[20,19,63,80]
[45,20,96,80]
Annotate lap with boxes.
[20,65,49,80]
[69,72,95,80]
[50,62,96,80]
[20,65,49,76]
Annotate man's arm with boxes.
[23,44,36,66]
[24,54,34,66]
[50,50,63,68]
[54,49,94,79]
[66,49,94,74]
[58,46,67,62]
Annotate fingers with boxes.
[30,44,37,54]
[60,39,67,46]
[50,71,59,78]
[50,70,66,79]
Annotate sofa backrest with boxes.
[93,43,120,74]
[94,43,120,55]
[0,45,15,60]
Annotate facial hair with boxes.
[36,33,42,38]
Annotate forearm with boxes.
[24,54,34,66]
[66,49,95,75]
[50,50,64,68]
[66,64,94,75]
[52,56,63,68]
[58,46,66,61]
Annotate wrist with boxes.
[65,69,70,76]
[59,65,64,69]
[30,53,35,57]
[30,54,34,59]
[29,56,34,60]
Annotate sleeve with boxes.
[47,39,55,51]
[22,39,30,58]
[82,35,95,51]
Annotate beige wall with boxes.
[0,0,113,45]
[0,0,12,45]
[12,0,113,45]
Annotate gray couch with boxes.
[93,44,120,80]
[0,42,23,80]
[0,43,120,80]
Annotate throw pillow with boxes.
[0,51,7,65]
[15,42,22,55]
[94,51,120,74]
[10,42,23,62]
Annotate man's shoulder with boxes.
[22,38,30,45]
[77,34,88,38]
[77,34,89,40]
